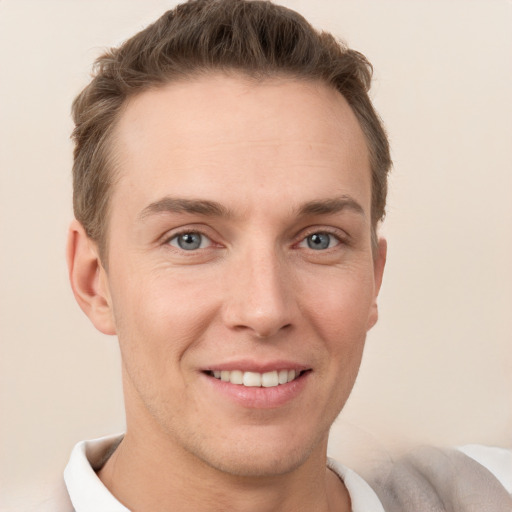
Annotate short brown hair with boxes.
[72,0,391,259]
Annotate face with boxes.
[94,75,385,477]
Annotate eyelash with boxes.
[296,230,344,250]
[165,230,214,251]
[163,227,347,253]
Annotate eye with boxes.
[299,232,340,251]
[168,232,211,251]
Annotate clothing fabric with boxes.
[63,434,383,511]
[60,434,512,512]
[366,446,512,512]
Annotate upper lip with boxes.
[202,359,310,373]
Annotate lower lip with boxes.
[201,371,310,409]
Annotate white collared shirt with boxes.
[63,434,384,511]
[63,434,512,511]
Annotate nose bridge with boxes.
[222,237,294,337]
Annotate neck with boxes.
[97,427,350,512]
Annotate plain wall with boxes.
[1,0,511,509]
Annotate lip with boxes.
[200,360,311,409]
[202,359,309,373]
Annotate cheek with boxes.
[301,264,376,336]
[109,270,219,375]
[298,263,375,390]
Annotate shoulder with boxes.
[38,478,74,512]
[4,477,74,512]
[457,444,512,494]
[366,445,512,512]
[327,458,385,512]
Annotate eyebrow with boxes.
[139,197,233,221]
[139,195,366,222]
[296,196,366,218]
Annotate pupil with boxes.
[308,233,329,250]
[178,233,201,250]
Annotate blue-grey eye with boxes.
[303,232,337,250]
[169,232,210,250]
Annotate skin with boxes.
[68,74,386,512]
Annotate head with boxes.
[68,0,390,480]
[71,0,391,263]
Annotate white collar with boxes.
[328,458,385,512]
[64,434,384,511]
[64,434,130,512]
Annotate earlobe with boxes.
[367,237,387,331]
[66,220,116,335]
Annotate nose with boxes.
[221,246,296,339]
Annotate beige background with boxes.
[1,0,511,509]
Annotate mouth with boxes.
[201,364,311,408]
[204,369,309,388]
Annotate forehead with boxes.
[110,74,371,219]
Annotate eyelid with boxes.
[295,226,349,247]
[167,231,212,250]
[160,224,220,249]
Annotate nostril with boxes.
[221,284,296,338]
[253,322,292,339]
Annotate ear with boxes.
[367,237,387,331]
[66,220,116,335]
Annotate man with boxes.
[63,1,511,511]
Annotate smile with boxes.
[206,369,304,387]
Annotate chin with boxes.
[188,425,330,478]
[202,447,312,478]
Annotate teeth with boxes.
[210,369,301,387]
[230,370,243,385]
[243,372,261,387]
[261,371,278,388]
